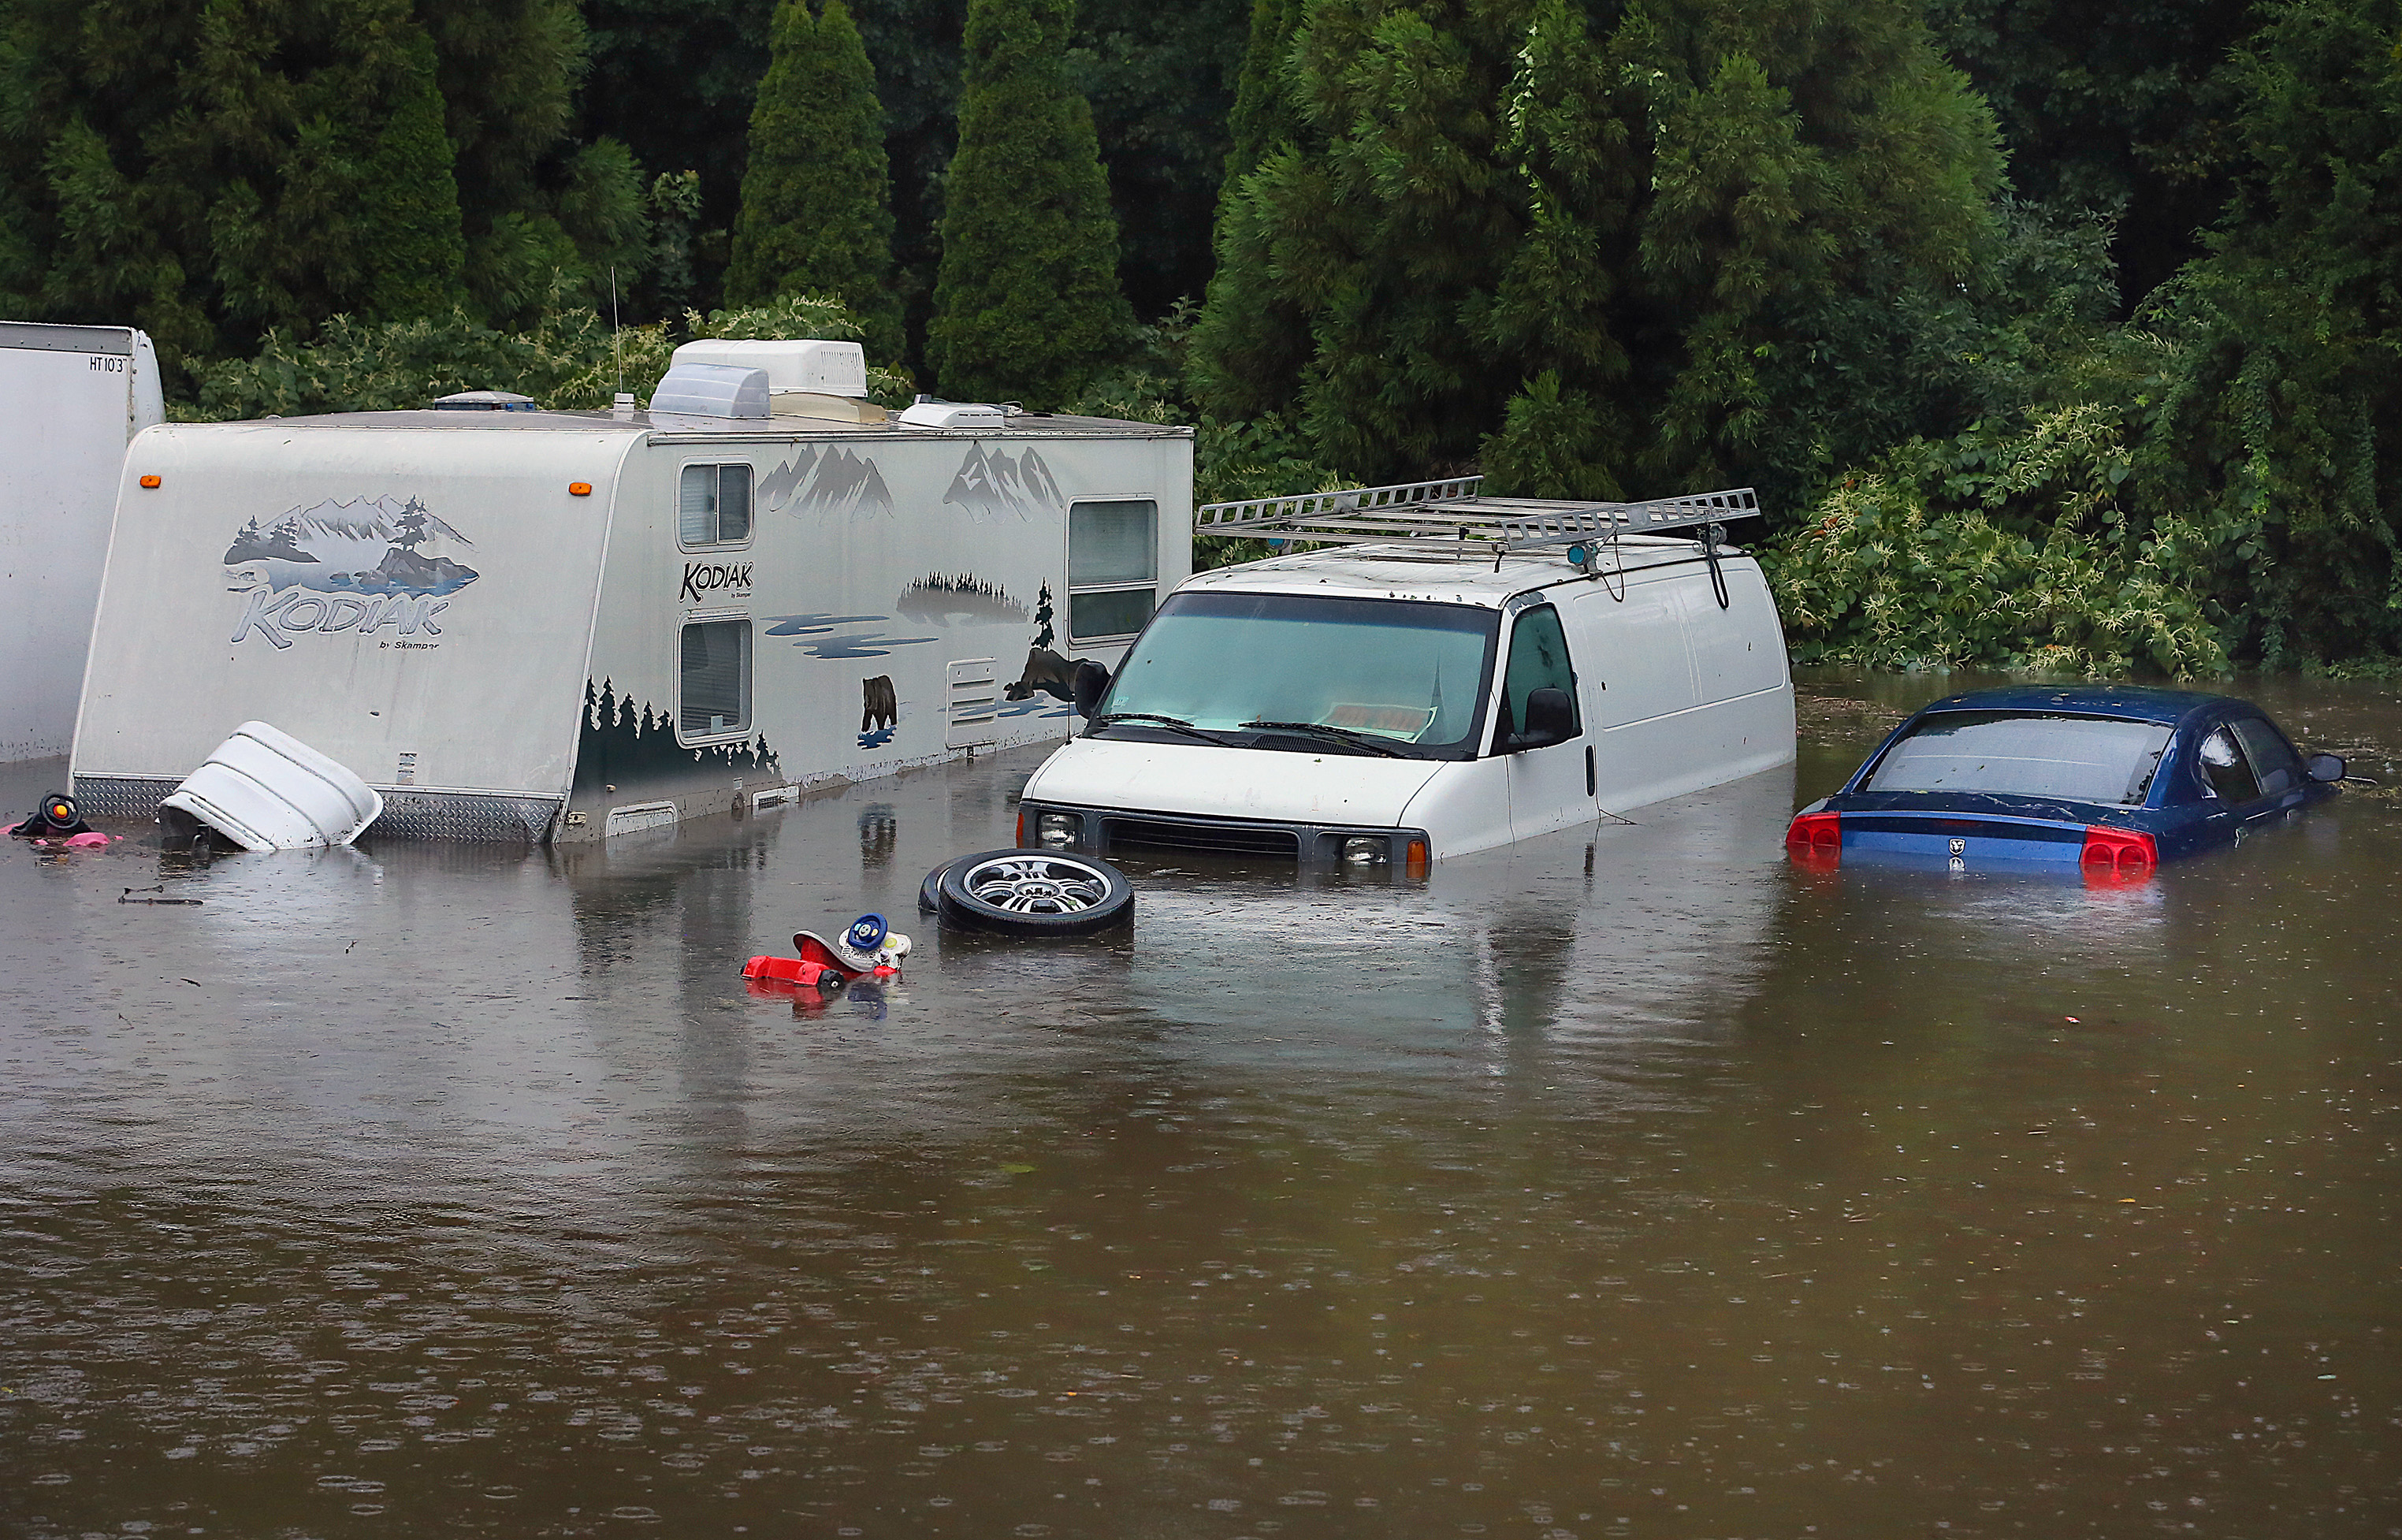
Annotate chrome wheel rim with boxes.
[961,855,1112,914]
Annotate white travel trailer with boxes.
[2,322,165,761]
[1015,478,1794,865]
[71,340,1192,840]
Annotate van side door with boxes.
[1494,601,1593,843]
[1580,573,1703,810]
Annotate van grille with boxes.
[1104,816,1301,860]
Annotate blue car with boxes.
[1787,685,2347,878]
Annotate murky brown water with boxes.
[5,671,2400,1539]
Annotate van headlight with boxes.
[1340,835,1389,865]
[1036,812,1082,850]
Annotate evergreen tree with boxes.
[418,0,583,221]
[0,0,593,366]
[1190,0,2004,511]
[727,0,904,359]
[360,28,471,323]
[2121,0,2402,662]
[927,0,1133,406]
[417,0,596,321]
[581,0,783,320]
[1187,0,1311,421]
[1221,0,1305,189]
[0,0,597,363]
[578,0,1240,344]
[1064,0,1247,316]
[649,169,705,319]
[553,139,656,304]
[1926,0,2255,309]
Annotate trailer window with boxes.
[1069,500,1156,641]
[679,463,753,546]
[679,619,753,738]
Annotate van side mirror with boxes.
[2307,753,2346,783]
[1071,661,1110,720]
[1509,687,1576,752]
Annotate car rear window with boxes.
[1864,711,2175,805]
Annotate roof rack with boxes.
[1196,476,1762,558]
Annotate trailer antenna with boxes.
[611,265,623,396]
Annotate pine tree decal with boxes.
[392,498,431,551]
[1032,582,1055,650]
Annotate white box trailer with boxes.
[71,354,1192,841]
[2,322,165,761]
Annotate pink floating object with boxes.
[63,831,113,848]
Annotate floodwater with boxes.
[4,671,2399,1540]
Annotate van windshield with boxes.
[1864,711,2176,805]
[1091,592,1500,759]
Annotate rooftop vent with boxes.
[431,389,537,411]
[898,396,1007,430]
[649,363,770,420]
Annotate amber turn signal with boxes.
[138,474,161,488]
[568,482,593,497]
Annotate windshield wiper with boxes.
[1088,712,1229,747]
[1237,720,1409,758]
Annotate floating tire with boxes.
[931,848,1134,937]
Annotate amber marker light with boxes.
[139,474,162,488]
[568,482,593,497]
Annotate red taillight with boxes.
[1785,810,1840,869]
[2080,825,2157,883]
[1015,809,1027,847]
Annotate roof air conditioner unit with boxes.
[649,363,771,420]
[671,339,868,399]
[897,397,1007,430]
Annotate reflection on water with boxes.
[3,670,2400,1538]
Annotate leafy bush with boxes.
[1765,407,2227,677]
[190,291,908,421]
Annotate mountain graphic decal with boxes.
[760,445,894,519]
[944,445,1062,523]
[222,495,478,597]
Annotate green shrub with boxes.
[1765,407,2227,678]
[191,289,907,420]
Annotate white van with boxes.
[1015,478,1794,866]
[72,339,1189,841]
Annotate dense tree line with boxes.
[1,0,2395,669]
[0,0,1239,376]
